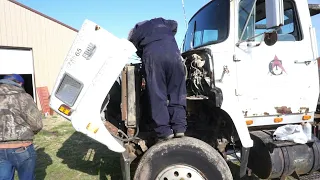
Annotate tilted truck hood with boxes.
[49,19,137,153]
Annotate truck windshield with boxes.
[182,0,229,52]
[239,0,302,42]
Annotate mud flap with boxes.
[240,147,250,178]
[120,152,132,180]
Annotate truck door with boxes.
[235,0,319,117]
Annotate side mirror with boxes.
[265,0,284,29]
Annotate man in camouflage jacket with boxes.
[0,74,43,180]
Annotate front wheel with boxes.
[133,136,233,180]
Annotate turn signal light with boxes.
[302,115,311,120]
[274,117,283,123]
[58,104,72,116]
[86,123,99,134]
[246,120,253,125]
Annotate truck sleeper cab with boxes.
[49,0,320,179]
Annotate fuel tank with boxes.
[247,130,320,179]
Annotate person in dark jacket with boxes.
[0,74,43,180]
[128,17,187,141]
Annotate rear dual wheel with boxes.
[133,137,233,180]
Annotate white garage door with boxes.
[0,48,34,74]
[0,47,36,101]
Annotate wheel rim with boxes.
[156,164,206,180]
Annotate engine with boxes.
[183,53,212,100]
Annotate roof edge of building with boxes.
[8,0,79,32]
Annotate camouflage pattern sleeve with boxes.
[19,93,43,134]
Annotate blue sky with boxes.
[16,0,208,48]
[17,0,320,52]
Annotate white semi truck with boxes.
[50,0,320,179]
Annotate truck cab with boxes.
[50,0,320,179]
[182,0,319,124]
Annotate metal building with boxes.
[0,0,77,109]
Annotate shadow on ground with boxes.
[228,161,260,180]
[55,132,261,180]
[56,132,122,180]
[35,148,53,180]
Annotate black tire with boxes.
[133,136,233,180]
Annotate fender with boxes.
[214,76,252,178]
[219,84,254,148]
[181,47,253,148]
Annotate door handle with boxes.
[294,60,315,65]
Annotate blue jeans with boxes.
[0,144,36,180]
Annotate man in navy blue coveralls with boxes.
[128,17,187,140]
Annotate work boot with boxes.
[174,132,185,138]
[157,134,174,143]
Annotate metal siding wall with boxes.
[0,0,77,107]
